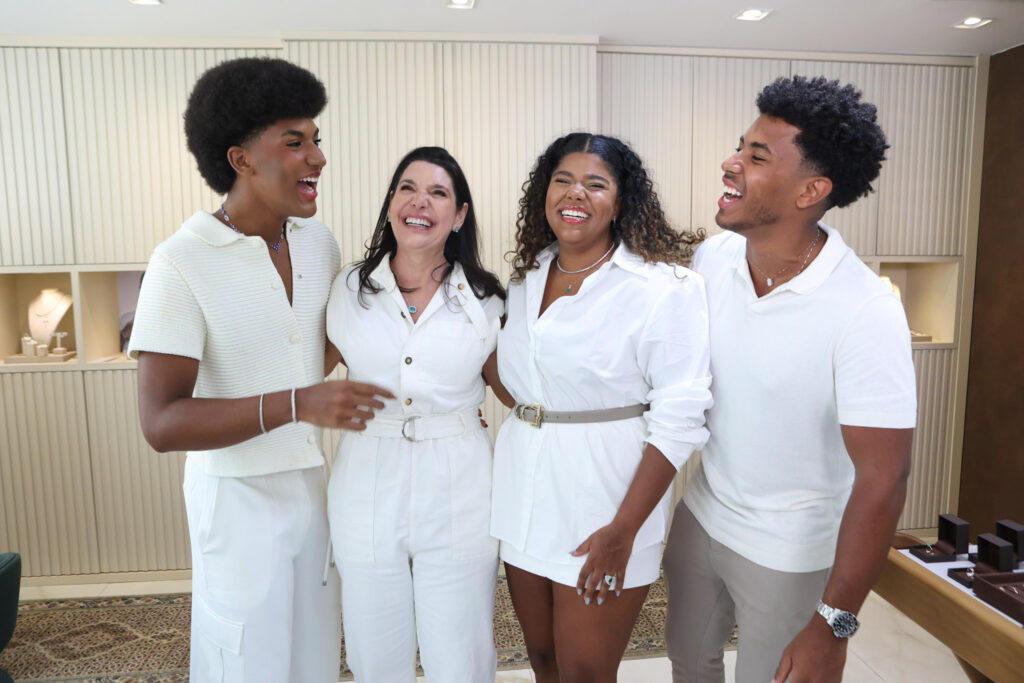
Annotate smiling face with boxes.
[242,117,325,219]
[387,160,468,257]
[545,152,621,251]
[716,114,814,234]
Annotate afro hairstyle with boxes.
[756,75,888,209]
[184,57,327,194]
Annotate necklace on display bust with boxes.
[748,227,822,289]
[218,204,286,253]
[27,289,72,345]
[556,242,616,293]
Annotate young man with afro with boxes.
[129,57,391,681]
[663,76,917,683]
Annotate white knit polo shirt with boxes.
[129,210,341,477]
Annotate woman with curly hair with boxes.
[325,147,505,682]
[489,132,713,681]
[130,57,391,681]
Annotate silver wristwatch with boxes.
[816,600,860,638]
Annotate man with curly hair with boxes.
[129,57,391,681]
[664,76,917,683]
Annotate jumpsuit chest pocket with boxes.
[415,320,490,387]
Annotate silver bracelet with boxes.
[290,388,297,424]
[258,393,268,434]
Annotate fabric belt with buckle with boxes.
[360,408,480,442]
[512,403,649,428]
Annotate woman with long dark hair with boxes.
[325,146,505,682]
[491,132,712,681]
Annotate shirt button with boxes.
[458,283,465,290]
[297,274,303,279]
[290,333,301,344]
[404,398,412,406]
[307,434,315,444]
[271,281,280,290]
[405,357,412,364]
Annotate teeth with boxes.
[561,209,589,219]
[299,177,318,183]
[723,186,742,198]
[405,217,431,227]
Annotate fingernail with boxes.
[616,590,621,597]
[584,597,591,605]
[576,588,582,596]
[597,597,604,605]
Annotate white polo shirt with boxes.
[129,210,341,477]
[684,224,917,573]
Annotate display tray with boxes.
[948,566,975,589]
[3,351,77,364]
[974,572,1024,623]
[910,513,970,563]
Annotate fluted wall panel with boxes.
[598,53,693,233]
[791,61,888,256]
[0,48,75,266]
[0,371,99,576]
[285,40,445,264]
[60,47,277,264]
[898,349,957,529]
[690,57,790,234]
[873,65,973,256]
[443,42,597,282]
[83,370,189,572]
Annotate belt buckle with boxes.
[401,416,419,441]
[520,403,543,428]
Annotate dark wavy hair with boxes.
[509,133,702,282]
[352,146,505,306]
[757,75,888,209]
[184,57,328,194]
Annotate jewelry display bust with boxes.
[4,288,77,364]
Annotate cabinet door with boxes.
[84,370,189,572]
[0,48,75,267]
[0,371,99,576]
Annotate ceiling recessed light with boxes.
[446,0,476,8]
[953,16,993,29]
[735,8,773,21]
[128,0,163,4]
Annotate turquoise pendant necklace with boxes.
[408,305,417,314]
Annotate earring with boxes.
[454,224,463,234]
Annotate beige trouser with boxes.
[663,502,830,683]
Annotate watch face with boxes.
[832,611,859,638]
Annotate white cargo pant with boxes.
[329,425,499,683]
[183,455,341,683]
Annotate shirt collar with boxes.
[183,210,303,248]
[728,221,845,296]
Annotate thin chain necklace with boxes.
[218,204,286,253]
[748,228,821,288]
[556,243,616,293]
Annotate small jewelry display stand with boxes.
[3,288,77,364]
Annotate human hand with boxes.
[771,617,847,683]
[296,380,394,430]
[572,522,635,606]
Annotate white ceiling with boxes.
[2,0,1023,57]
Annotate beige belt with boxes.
[513,403,648,428]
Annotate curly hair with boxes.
[353,146,505,306]
[184,57,328,194]
[757,75,888,209]
[509,133,702,282]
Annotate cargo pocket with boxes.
[191,593,244,681]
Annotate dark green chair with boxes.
[0,552,20,683]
